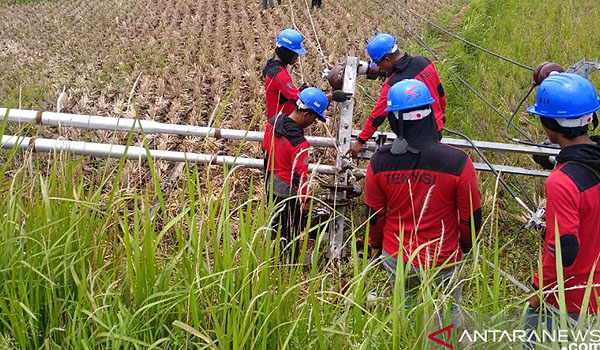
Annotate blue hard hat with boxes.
[527,73,600,118]
[276,29,307,55]
[298,87,329,121]
[386,79,435,112]
[367,33,398,62]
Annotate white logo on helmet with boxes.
[313,102,321,108]
[282,37,293,45]
[555,113,594,127]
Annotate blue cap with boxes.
[367,33,398,62]
[298,87,329,121]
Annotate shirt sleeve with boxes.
[533,174,581,290]
[364,161,387,247]
[456,156,482,248]
[291,142,310,199]
[432,64,446,114]
[357,82,390,142]
[275,70,299,103]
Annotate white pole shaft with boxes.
[0,135,550,177]
[0,135,348,176]
[1,108,559,156]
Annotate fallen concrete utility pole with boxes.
[0,134,361,176]
[0,108,560,157]
[0,135,550,177]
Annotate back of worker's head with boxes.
[295,87,329,126]
[527,73,600,140]
[275,29,306,66]
[385,79,437,154]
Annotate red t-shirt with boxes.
[262,114,309,198]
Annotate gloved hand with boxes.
[532,140,558,170]
[300,201,312,212]
[331,90,353,102]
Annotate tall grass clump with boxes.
[1,139,599,348]
[0,144,455,349]
[0,144,537,348]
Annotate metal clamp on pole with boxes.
[326,56,358,260]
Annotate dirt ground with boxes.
[0,0,453,191]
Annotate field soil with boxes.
[0,0,453,189]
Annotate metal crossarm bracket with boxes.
[326,56,358,260]
[566,58,599,79]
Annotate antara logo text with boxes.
[428,324,600,349]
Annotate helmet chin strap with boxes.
[389,112,419,155]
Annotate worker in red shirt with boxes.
[349,33,447,156]
[263,29,351,120]
[525,73,600,327]
[262,87,330,251]
[364,79,481,326]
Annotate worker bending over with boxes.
[350,33,446,156]
[262,87,330,251]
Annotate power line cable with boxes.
[394,1,534,71]
[376,0,536,210]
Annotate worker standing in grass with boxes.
[263,29,352,120]
[363,79,482,327]
[525,73,600,328]
[262,87,329,251]
[349,33,446,156]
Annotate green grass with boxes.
[0,146,468,349]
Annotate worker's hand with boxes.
[347,140,364,156]
[528,294,541,310]
[331,90,353,102]
[300,201,312,212]
[460,243,472,254]
[369,244,382,259]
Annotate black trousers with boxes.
[311,0,322,7]
[270,195,304,242]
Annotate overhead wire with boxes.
[284,0,305,81]
[394,1,534,71]
[302,0,332,70]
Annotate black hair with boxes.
[297,107,319,119]
[379,49,400,62]
[539,115,597,140]
[275,46,297,66]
